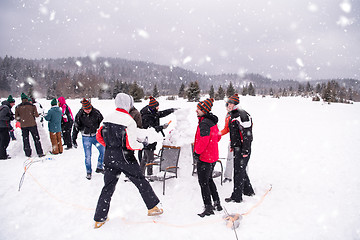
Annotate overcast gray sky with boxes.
[0,0,359,81]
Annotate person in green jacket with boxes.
[44,99,63,155]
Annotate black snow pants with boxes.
[197,160,220,206]
[94,150,160,222]
[0,128,10,159]
[21,126,43,157]
[231,149,254,202]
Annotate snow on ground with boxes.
[1,96,360,240]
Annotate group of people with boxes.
[0,92,255,228]
[92,92,255,228]
[193,93,255,218]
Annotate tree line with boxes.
[1,55,359,103]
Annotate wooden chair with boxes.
[145,145,181,195]
[191,143,224,185]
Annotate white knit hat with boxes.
[115,93,133,112]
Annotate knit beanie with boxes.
[115,93,132,112]
[148,96,159,108]
[81,98,92,110]
[21,93,28,100]
[197,98,214,114]
[227,94,240,105]
[7,95,15,103]
[51,98,57,106]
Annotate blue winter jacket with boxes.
[44,106,62,133]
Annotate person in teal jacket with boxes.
[44,99,63,154]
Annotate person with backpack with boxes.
[58,96,74,150]
[0,95,16,159]
[72,98,105,180]
[44,98,63,155]
[193,98,223,217]
[93,93,163,229]
[15,93,45,158]
[224,94,255,203]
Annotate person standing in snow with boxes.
[15,93,45,158]
[58,96,74,150]
[44,98,63,155]
[220,110,234,183]
[0,95,16,160]
[140,96,175,175]
[224,94,255,203]
[72,98,105,180]
[193,98,223,217]
[93,93,163,229]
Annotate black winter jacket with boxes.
[140,106,174,132]
[228,108,253,155]
[0,101,14,129]
[72,107,103,140]
[97,109,143,166]
[140,105,174,150]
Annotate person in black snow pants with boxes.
[93,93,163,229]
[139,96,176,176]
[193,98,223,217]
[224,94,255,203]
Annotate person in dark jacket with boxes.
[6,95,16,141]
[140,96,175,175]
[0,95,16,159]
[193,98,222,217]
[15,93,44,158]
[225,94,255,203]
[44,98,63,155]
[72,98,105,180]
[93,93,163,229]
[58,96,74,150]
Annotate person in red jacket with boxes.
[193,98,222,217]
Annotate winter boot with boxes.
[95,168,104,174]
[94,218,108,229]
[86,173,92,180]
[213,200,223,211]
[148,205,164,216]
[223,178,232,183]
[225,197,242,203]
[198,205,215,218]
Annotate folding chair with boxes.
[145,145,181,195]
[191,143,224,185]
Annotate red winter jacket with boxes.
[194,113,221,163]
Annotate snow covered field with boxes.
[1,96,360,240]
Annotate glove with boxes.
[193,152,200,162]
[162,123,169,129]
[73,139,78,148]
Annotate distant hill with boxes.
[1,55,359,101]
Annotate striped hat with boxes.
[149,96,159,108]
[197,98,214,114]
[227,94,239,105]
[81,98,92,110]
